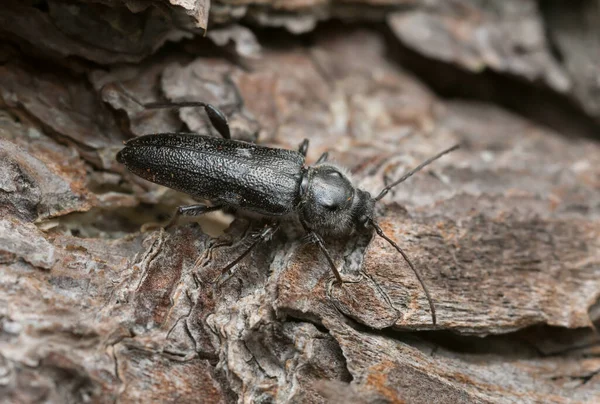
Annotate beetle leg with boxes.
[299,143,328,164]
[298,139,309,158]
[315,151,329,164]
[305,231,343,284]
[110,84,233,139]
[142,101,231,140]
[215,223,280,286]
[166,204,222,229]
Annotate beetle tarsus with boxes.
[166,204,222,229]
[202,104,231,140]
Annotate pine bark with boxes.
[0,1,599,403]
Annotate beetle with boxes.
[116,94,458,325]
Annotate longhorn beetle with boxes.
[116,93,458,325]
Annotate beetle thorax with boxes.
[299,164,374,235]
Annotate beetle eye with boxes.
[328,171,342,178]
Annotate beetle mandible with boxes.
[116,93,458,325]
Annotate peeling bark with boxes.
[1,1,599,403]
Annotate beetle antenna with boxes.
[374,145,460,202]
[370,220,437,325]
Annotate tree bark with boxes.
[0,1,599,403]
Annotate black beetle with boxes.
[116,95,458,325]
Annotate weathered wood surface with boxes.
[1,1,599,403]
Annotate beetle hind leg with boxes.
[108,84,233,139]
[143,101,231,140]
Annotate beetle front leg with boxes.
[166,204,223,229]
[305,231,343,284]
[215,223,280,286]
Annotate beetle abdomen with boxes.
[117,133,304,215]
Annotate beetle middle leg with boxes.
[166,204,223,229]
[215,223,280,286]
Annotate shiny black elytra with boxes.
[116,96,458,325]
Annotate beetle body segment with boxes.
[117,133,305,215]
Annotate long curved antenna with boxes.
[370,220,436,325]
[374,145,460,202]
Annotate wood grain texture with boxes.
[0,2,599,403]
